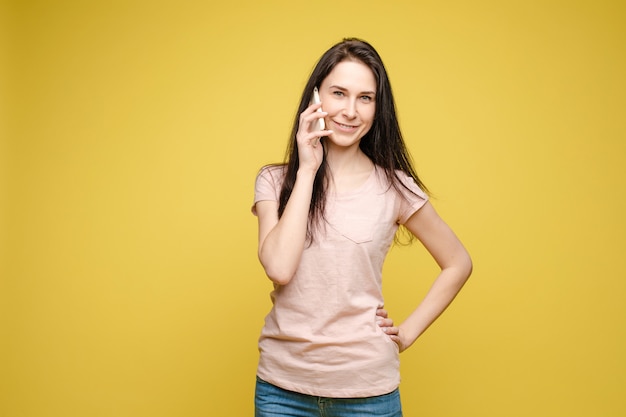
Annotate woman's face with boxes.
[318,60,376,149]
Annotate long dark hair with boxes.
[278,38,428,242]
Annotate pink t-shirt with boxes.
[252,165,428,398]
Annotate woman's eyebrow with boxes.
[329,85,376,95]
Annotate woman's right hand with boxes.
[296,102,331,173]
[257,102,332,285]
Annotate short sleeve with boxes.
[251,165,285,216]
[396,171,429,225]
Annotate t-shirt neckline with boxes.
[332,165,377,197]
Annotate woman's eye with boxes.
[333,91,344,97]
[361,95,373,102]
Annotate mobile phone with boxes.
[311,87,325,131]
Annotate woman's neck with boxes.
[325,145,372,176]
[325,146,374,193]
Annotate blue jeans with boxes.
[255,377,403,417]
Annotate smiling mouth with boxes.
[335,122,358,129]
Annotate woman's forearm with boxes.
[398,259,472,351]
[258,169,317,285]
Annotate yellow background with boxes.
[2,0,625,416]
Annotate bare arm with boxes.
[256,170,315,284]
[256,103,331,285]
[396,201,473,352]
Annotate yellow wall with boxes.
[2,0,625,416]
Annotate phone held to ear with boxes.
[311,87,325,132]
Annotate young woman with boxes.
[252,38,472,417]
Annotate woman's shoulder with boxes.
[257,164,287,180]
[252,164,287,215]
[255,164,287,191]
[393,169,419,187]
[373,166,428,200]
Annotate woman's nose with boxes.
[342,99,357,119]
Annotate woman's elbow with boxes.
[447,250,472,287]
[259,257,296,286]
[460,252,473,282]
[257,242,302,285]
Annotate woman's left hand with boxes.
[376,307,401,346]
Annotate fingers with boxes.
[298,104,331,142]
[301,127,331,149]
[376,308,393,328]
[389,335,403,352]
[376,306,400,346]
[305,101,323,114]
[299,103,325,128]
[376,317,393,327]
[295,105,329,171]
[380,323,399,336]
[377,314,398,336]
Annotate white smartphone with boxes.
[311,87,326,131]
